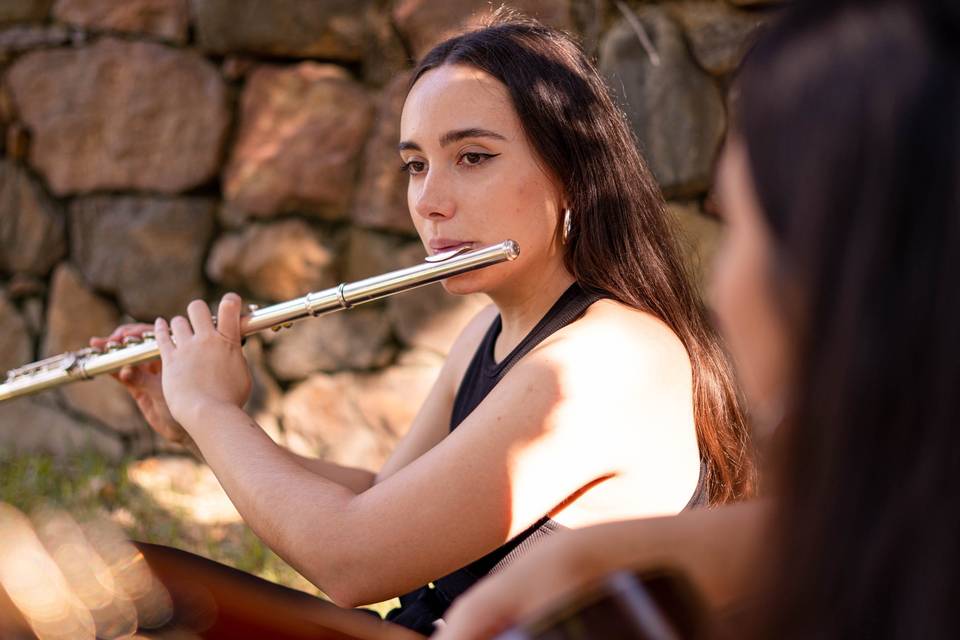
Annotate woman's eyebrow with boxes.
[439,128,506,146]
[398,128,506,152]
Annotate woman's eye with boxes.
[400,160,426,175]
[459,152,498,167]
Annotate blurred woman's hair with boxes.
[733,0,960,636]
[409,15,756,505]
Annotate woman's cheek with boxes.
[710,232,760,390]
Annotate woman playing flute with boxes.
[95,14,754,633]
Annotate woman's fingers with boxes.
[186,299,214,336]
[116,323,153,339]
[215,293,243,344]
[169,315,193,345]
[118,365,138,385]
[155,317,174,357]
[92,322,155,350]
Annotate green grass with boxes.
[0,449,398,616]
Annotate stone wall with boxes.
[0,0,777,469]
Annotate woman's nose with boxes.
[413,170,456,221]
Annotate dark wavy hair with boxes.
[734,1,960,636]
[409,15,756,505]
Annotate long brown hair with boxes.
[735,0,960,636]
[411,16,755,504]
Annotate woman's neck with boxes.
[488,260,576,361]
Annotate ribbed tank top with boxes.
[386,283,708,634]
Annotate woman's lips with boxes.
[429,240,475,253]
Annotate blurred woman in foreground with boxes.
[437,1,960,637]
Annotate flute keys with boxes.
[142,331,155,341]
[122,335,142,346]
[105,340,122,351]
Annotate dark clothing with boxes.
[387,283,709,634]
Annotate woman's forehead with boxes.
[400,64,519,142]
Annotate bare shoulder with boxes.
[503,296,696,442]
[536,298,692,390]
[498,297,701,519]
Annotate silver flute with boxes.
[1,240,519,404]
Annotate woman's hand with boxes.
[90,323,189,446]
[435,532,598,640]
[154,293,252,428]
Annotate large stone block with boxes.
[41,262,119,357]
[0,397,124,460]
[351,71,416,234]
[69,196,216,320]
[0,24,71,57]
[347,350,443,439]
[0,292,32,375]
[599,6,726,197]
[360,6,410,88]
[667,1,766,76]
[343,228,421,282]
[281,352,442,468]
[223,63,373,221]
[281,372,385,469]
[6,38,229,195]
[388,285,489,356]
[393,0,573,61]
[6,275,46,336]
[205,219,338,303]
[0,159,65,276]
[0,1,52,24]
[59,376,146,436]
[53,0,190,43]
[191,0,370,60]
[38,262,144,435]
[667,200,721,297]
[266,308,395,381]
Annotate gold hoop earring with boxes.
[562,208,572,243]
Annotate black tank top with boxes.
[385,283,708,634]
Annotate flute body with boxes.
[1,240,519,404]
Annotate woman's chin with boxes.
[440,271,487,296]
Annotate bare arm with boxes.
[156,296,704,605]
[153,295,699,607]
[435,500,770,640]
[93,312,488,495]
[282,453,377,495]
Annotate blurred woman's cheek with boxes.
[711,144,792,437]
